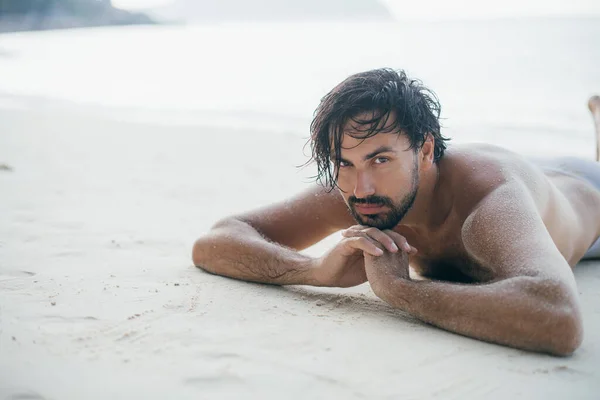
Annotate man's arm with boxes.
[365,183,583,356]
[192,184,364,286]
[193,218,319,285]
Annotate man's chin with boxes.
[355,214,396,230]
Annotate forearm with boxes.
[378,277,583,355]
[192,219,318,286]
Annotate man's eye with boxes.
[374,157,389,164]
[339,161,351,168]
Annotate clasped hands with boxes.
[343,224,415,285]
[314,224,417,299]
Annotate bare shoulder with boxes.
[460,179,573,280]
[443,144,553,218]
[444,144,575,278]
[229,184,355,251]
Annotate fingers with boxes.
[364,227,399,252]
[384,230,418,255]
[343,236,384,256]
[342,225,397,252]
[341,225,418,254]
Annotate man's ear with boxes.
[419,134,435,170]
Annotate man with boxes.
[192,69,600,356]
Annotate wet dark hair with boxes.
[309,68,449,188]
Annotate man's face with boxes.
[334,119,419,230]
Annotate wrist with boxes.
[270,251,321,286]
[374,277,413,311]
[303,257,330,287]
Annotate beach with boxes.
[1,18,600,399]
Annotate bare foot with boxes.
[589,96,600,161]
[589,95,600,115]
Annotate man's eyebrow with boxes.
[363,146,395,161]
[329,146,395,163]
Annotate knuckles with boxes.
[344,227,409,247]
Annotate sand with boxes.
[1,20,600,399]
[1,100,599,400]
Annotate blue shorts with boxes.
[533,156,600,260]
[587,237,600,259]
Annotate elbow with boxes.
[521,278,584,356]
[191,236,220,274]
[191,238,205,268]
[537,293,584,356]
[191,218,239,273]
[192,219,229,272]
[545,310,583,357]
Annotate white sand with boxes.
[1,21,600,399]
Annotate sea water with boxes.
[0,17,598,156]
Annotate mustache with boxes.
[349,195,393,206]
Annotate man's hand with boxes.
[341,226,413,304]
[312,226,386,288]
[341,225,418,255]
[313,225,417,288]
[364,248,410,307]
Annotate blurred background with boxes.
[1,3,600,398]
[1,0,599,236]
[0,0,599,231]
[1,1,598,147]
[1,0,600,31]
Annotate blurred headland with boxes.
[0,0,154,33]
[143,0,392,23]
[0,0,392,33]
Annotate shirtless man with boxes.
[192,69,600,356]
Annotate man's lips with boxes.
[353,204,386,214]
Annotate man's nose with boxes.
[353,171,375,198]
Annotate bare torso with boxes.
[399,144,600,283]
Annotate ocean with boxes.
[0,17,599,156]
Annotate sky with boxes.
[112,0,600,19]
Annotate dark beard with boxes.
[347,162,419,230]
